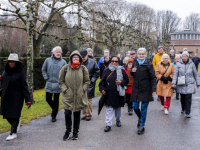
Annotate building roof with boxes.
[171,30,200,34]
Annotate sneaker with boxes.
[63,131,72,141]
[161,105,164,111]
[104,126,111,132]
[128,109,133,115]
[181,110,185,114]
[72,131,78,140]
[185,114,191,118]
[164,109,169,115]
[137,119,141,128]
[137,126,145,135]
[17,120,21,132]
[116,121,121,127]
[6,133,17,141]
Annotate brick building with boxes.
[170,29,200,56]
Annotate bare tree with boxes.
[184,13,200,31]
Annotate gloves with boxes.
[168,76,172,81]
[160,76,164,81]
[27,102,32,109]
[161,76,168,84]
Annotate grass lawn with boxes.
[0,79,101,133]
[198,65,200,74]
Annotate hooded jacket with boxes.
[58,50,90,112]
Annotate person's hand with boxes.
[172,84,175,87]
[152,92,156,97]
[197,86,199,89]
[102,90,106,95]
[115,79,122,85]
[27,102,32,109]
[132,67,137,72]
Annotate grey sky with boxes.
[126,0,200,20]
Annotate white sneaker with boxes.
[161,105,164,111]
[17,120,21,132]
[164,109,169,115]
[6,133,17,141]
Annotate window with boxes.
[191,34,194,39]
[177,34,179,39]
[180,34,182,39]
[184,34,186,39]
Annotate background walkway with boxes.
[1,89,200,150]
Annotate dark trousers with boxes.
[46,92,60,118]
[126,94,132,109]
[7,118,19,135]
[195,64,198,71]
[65,109,81,132]
[180,94,192,115]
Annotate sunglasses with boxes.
[111,60,118,63]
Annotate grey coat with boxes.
[42,54,67,93]
[172,59,200,94]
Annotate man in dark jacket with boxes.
[192,53,200,71]
[170,49,175,63]
[80,50,100,121]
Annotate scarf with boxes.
[108,64,125,96]
[71,62,81,68]
[161,61,170,66]
[137,58,146,66]
[104,61,110,67]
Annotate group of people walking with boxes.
[0,45,200,141]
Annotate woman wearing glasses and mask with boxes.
[99,56,129,132]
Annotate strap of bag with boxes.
[163,64,170,76]
[185,64,191,75]
[106,71,114,81]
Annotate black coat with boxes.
[99,68,129,107]
[83,58,100,99]
[0,63,31,118]
[131,59,156,102]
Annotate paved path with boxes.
[1,89,200,150]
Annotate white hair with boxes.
[52,46,62,53]
[161,54,169,61]
[137,48,147,55]
[170,49,174,53]
[104,49,110,52]
[123,57,129,64]
[175,54,180,59]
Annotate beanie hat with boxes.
[127,58,133,64]
[86,48,93,52]
[182,51,189,58]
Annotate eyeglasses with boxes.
[73,57,79,59]
[111,60,118,63]
[138,53,145,56]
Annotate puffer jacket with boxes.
[42,54,67,93]
[172,59,200,94]
[58,50,90,112]
[152,52,171,70]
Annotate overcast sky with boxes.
[127,0,200,20]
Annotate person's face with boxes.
[82,54,88,62]
[111,57,118,66]
[117,54,121,58]
[124,59,128,65]
[88,51,93,56]
[128,63,132,68]
[72,55,80,63]
[8,61,16,68]
[104,56,109,62]
[126,54,130,58]
[182,55,188,62]
[53,49,62,58]
[195,54,197,57]
[170,51,175,56]
[163,56,169,63]
[176,57,180,63]
[158,48,164,54]
[104,51,109,56]
[130,53,136,59]
[138,51,146,60]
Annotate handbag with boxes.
[177,64,191,85]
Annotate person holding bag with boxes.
[155,54,175,115]
[172,51,200,118]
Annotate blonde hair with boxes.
[161,54,169,61]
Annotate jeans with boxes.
[7,118,19,135]
[180,94,192,115]
[132,102,149,127]
[65,109,81,132]
[46,92,60,118]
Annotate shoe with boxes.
[137,119,141,128]
[104,126,111,132]
[161,105,164,111]
[128,109,133,115]
[81,116,86,120]
[137,126,145,135]
[86,116,91,121]
[185,114,191,118]
[181,110,185,114]
[72,131,78,140]
[63,131,72,141]
[6,133,17,141]
[17,120,21,132]
[164,109,169,115]
[51,117,57,122]
[176,97,179,100]
[116,121,121,127]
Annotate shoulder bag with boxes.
[177,64,191,85]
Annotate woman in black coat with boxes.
[100,56,110,78]
[131,48,156,135]
[0,54,31,141]
[99,56,129,132]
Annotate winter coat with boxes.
[170,55,175,63]
[155,62,175,97]
[172,59,200,94]
[150,55,154,63]
[130,59,157,102]
[192,57,200,65]
[100,62,109,78]
[42,54,67,93]
[152,52,171,70]
[58,50,90,112]
[99,68,129,107]
[98,57,104,68]
[125,67,134,94]
[0,62,31,118]
[82,58,100,99]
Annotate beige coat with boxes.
[58,50,90,112]
[155,62,175,97]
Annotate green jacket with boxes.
[58,50,90,112]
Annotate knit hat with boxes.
[127,58,133,64]
[183,48,188,51]
[182,51,189,58]
[80,50,88,57]
[86,48,93,52]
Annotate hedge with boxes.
[0,57,101,90]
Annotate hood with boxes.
[180,58,193,64]
[68,50,83,66]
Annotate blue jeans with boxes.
[132,102,149,127]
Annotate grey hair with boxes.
[104,49,110,52]
[158,46,163,49]
[137,48,147,55]
[175,54,180,59]
[161,54,169,61]
[52,46,62,53]
[170,49,174,53]
[123,57,129,64]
